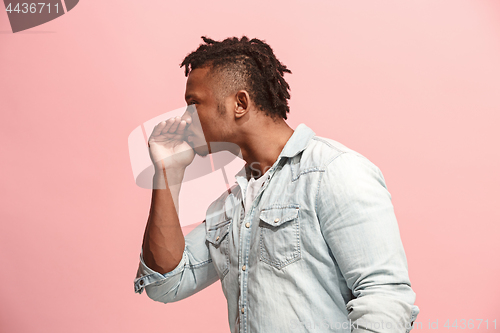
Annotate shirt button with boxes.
[245,222,250,228]
[241,308,245,314]
[215,236,220,241]
[242,265,246,271]
[274,218,280,223]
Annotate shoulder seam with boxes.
[311,136,346,154]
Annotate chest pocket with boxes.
[206,218,232,279]
[259,205,301,269]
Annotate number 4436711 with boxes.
[5,3,60,14]
[444,319,496,329]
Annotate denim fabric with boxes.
[134,123,420,333]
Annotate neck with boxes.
[236,116,294,179]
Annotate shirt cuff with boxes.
[134,249,187,294]
[346,295,420,332]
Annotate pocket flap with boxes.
[206,219,231,246]
[259,206,299,227]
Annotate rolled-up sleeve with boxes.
[134,220,219,303]
[316,152,420,333]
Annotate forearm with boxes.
[135,221,219,302]
[346,290,418,333]
[141,167,186,275]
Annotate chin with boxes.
[194,145,210,157]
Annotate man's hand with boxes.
[148,116,195,171]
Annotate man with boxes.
[134,36,419,333]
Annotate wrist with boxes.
[153,166,186,185]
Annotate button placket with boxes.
[238,163,282,333]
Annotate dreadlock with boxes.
[180,36,292,120]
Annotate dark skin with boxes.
[183,66,294,177]
[142,66,294,274]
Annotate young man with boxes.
[134,36,419,333]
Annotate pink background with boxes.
[1,0,499,332]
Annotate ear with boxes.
[234,90,250,119]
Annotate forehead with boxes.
[185,67,214,100]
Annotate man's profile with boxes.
[134,36,419,333]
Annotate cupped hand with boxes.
[148,116,195,171]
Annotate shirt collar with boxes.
[278,123,316,159]
[233,123,316,179]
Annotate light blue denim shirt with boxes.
[134,123,420,333]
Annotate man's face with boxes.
[182,66,230,156]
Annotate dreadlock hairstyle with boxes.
[180,36,292,120]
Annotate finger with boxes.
[158,117,177,136]
[176,119,188,134]
[183,115,192,125]
[166,117,182,134]
[151,120,167,137]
